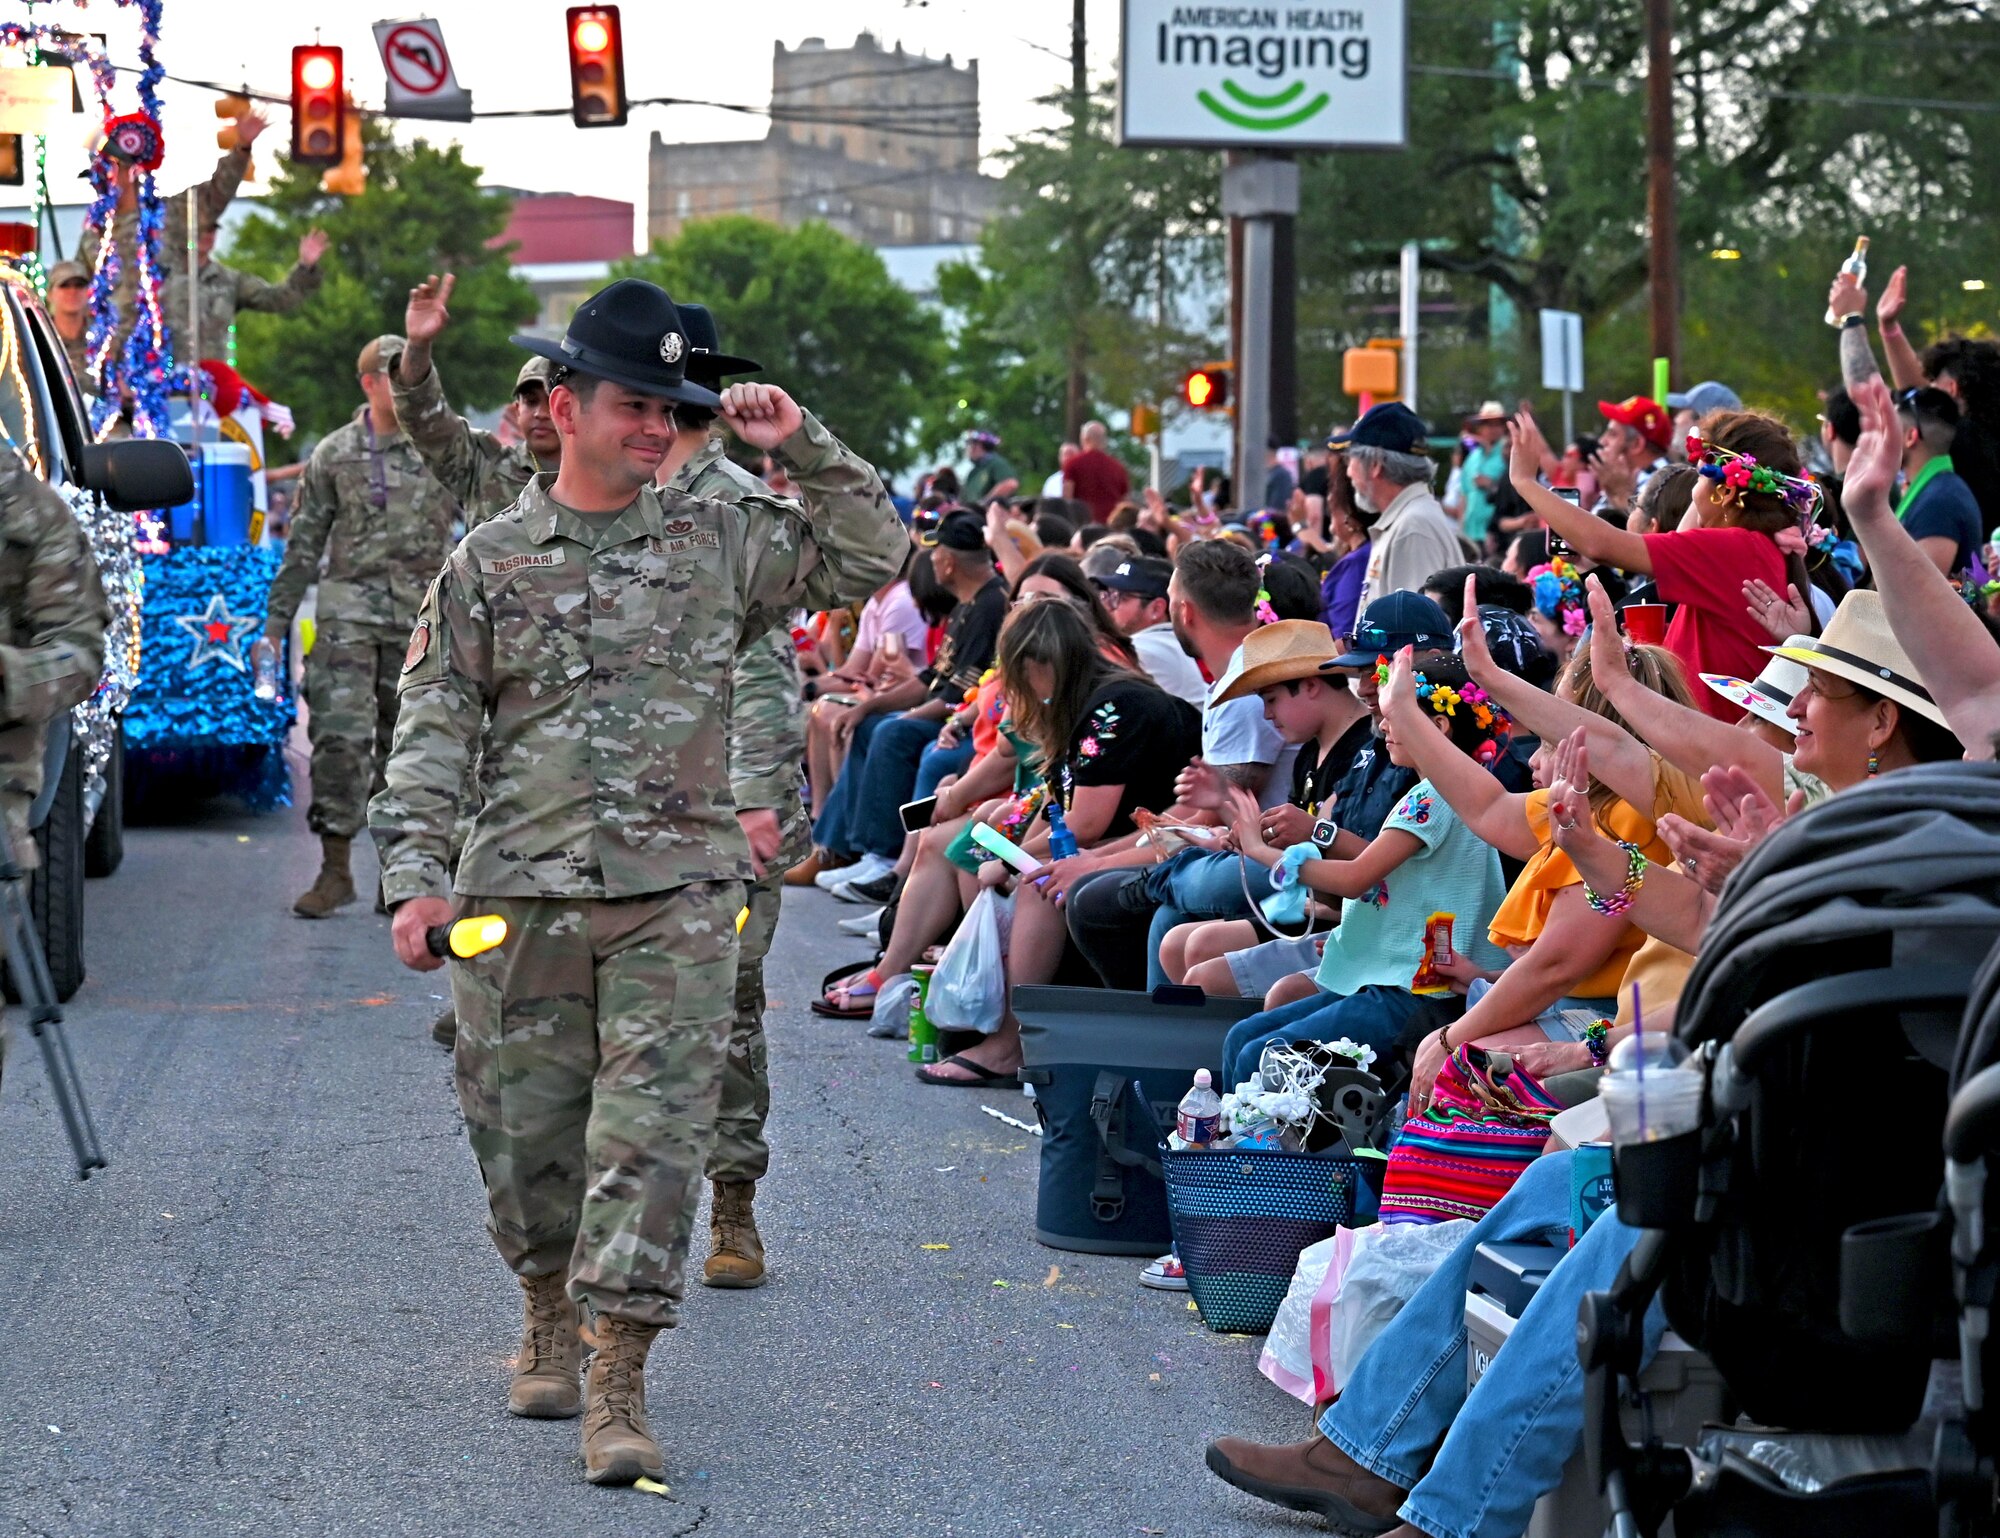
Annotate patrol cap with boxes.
[1094,556,1172,600]
[676,302,761,386]
[512,278,722,408]
[358,334,405,375]
[514,355,557,394]
[46,260,87,288]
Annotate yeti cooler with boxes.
[1015,985,1259,1255]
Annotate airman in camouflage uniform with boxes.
[264,334,460,919]
[370,278,904,1487]
[162,226,326,365]
[0,445,109,1091]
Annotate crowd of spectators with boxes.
[766,261,2000,1537]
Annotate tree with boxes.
[226,125,534,454]
[615,217,946,473]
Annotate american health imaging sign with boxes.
[1118,0,1407,150]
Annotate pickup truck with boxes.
[2,269,192,999]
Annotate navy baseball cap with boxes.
[1095,555,1172,599]
[1327,401,1430,456]
[1327,591,1454,669]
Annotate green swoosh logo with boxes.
[1198,79,1331,132]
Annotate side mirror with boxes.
[81,439,194,513]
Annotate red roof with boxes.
[493,194,635,264]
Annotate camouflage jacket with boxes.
[668,439,812,865]
[0,448,110,867]
[391,358,550,527]
[265,408,462,641]
[95,147,249,352]
[162,258,322,362]
[371,409,903,902]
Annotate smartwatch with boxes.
[1312,818,1338,848]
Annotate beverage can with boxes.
[1569,1143,1616,1247]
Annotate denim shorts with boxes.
[1223,932,1326,999]
[1464,977,1616,1041]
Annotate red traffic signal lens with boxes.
[299,52,337,91]
[574,16,610,51]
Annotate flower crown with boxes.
[1375,655,1513,761]
[1254,552,1279,624]
[1526,554,1587,637]
[1687,430,1824,524]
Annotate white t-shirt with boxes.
[1130,624,1209,706]
[1204,642,1297,810]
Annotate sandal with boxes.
[810,969,881,1019]
[915,1052,1018,1087]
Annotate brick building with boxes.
[648,33,1005,249]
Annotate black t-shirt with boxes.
[921,575,1009,702]
[1290,714,1374,817]
[1300,464,1330,499]
[1055,678,1202,841]
[1952,419,2000,539]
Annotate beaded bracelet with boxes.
[1583,840,1647,916]
[1582,1019,1612,1067]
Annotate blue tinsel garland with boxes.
[125,546,294,810]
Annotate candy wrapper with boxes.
[1410,912,1457,995]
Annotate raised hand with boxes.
[1457,573,1496,679]
[406,272,455,346]
[1742,577,1812,642]
[1842,374,1902,514]
[1507,410,1550,488]
[298,228,329,267]
[719,383,804,449]
[1877,264,1909,328]
[1828,270,1868,322]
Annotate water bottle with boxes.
[1823,235,1870,327]
[1176,1069,1222,1148]
[1047,802,1079,862]
[251,636,280,702]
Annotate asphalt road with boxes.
[0,792,1308,1538]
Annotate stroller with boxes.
[1578,762,2000,1537]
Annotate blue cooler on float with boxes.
[179,442,254,545]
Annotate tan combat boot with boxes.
[581,1318,664,1485]
[702,1180,767,1289]
[508,1272,582,1418]
[430,1006,457,1050]
[292,836,356,918]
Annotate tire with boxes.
[83,722,125,878]
[28,741,87,1002]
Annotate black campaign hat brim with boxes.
[511,334,724,409]
[686,349,762,382]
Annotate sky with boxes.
[23,0,1113,237]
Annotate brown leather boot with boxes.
[783,848,825,887]
[430,1006,457,1050]
[293,836,356,918]
[581,1318,664,1485]
[701,1180,766,1289]
[508,1272,581,1419]
[1203,1432,1406,1530]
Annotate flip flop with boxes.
[915,1053,1017,1087]
[809,961,879,1019]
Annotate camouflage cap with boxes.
[358,334,406,375]
[515,354,557,393]
[46,260,88,287]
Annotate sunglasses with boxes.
[54,277,88,290]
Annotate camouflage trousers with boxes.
[303,633,401,841]
[705,864,786,1185]
[449,880,744,1329]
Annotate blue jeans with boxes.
[913,737,975,801]
[1221,985,1459,1087]
[851,711,944,859]
[1144,848,1275,991]
[813,709,889,856]
[1320,1152,1664,1538]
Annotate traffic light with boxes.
[321,95,366,196]
[1184,363,1231,411]
[290,46,344,167]
[566,7,628,127]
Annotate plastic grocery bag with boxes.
[926,890,1012,1033]
[865,973,917,1040]
[1325,1219,1475,1388]
[1259,1229,1356,1403]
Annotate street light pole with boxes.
[1646,0,1679,387]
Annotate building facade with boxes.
[648,33,1004,250]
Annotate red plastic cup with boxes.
[1623,603,1667,646]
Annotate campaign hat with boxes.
[676,302,762,384]
[513,279,722,407]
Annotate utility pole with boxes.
[1223,156,1299,510]
[1064,0,1090,438]
[1646,0,1679,386]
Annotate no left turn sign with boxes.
[372,16,472,121]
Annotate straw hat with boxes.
[1702,643,1808,736]
[1211,621,1344,704]
[1763,589,1948,728]
[1469,399,1507,424]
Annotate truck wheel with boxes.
[84,722,125,878]
[28,740,87,1002]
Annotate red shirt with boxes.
[1064,449,1131,522]
[1642,526,1789,720]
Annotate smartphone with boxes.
[898,795,939,834]
[1548,487,1579,564]
[1553,486,1582,505]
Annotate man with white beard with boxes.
[1334,403,1462,612]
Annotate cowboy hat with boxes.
[1212,620,1346,703]
[1702,643,1809,736]
[1763,590,1949,728]
[1468,399,1507,424]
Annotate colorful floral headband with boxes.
[1687,430,1824,524]
[1526,555,1587,637]
[1410,671,1512,762]
[1254,552,1279,624]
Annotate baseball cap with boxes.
[47,260,87,288]
[1094,555,1172,600]
[1327,591,1454,669]
[1598,395,1673,452]
[1327,400,1430,456]
[1664,380,1742,417]
[514,355,557,393]
[928,509,990,552]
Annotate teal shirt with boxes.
[1314,779,1512,998]
[1461,441,1509,542]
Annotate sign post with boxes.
[1539,309,1585,446]
[372,18,472,122]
